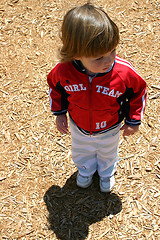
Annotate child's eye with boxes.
[96,56,103,61]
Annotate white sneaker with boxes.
[100,175,115,193]
[77,173,93,188]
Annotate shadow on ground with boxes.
[44,172,122,240]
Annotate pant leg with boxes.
[96,124,121,178]
[69,119,97,177]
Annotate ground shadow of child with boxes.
[44,172,122,240]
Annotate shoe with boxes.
[77,173,93,188]
[100,175,115,193]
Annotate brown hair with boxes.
[59,3,119,62]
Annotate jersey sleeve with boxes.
[124,68,147,126]
[47,65,69,115]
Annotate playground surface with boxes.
[0,0,159,239]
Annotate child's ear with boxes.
[74,56,81,60]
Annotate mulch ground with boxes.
[0,0,159,239]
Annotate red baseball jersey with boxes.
[47,56,147,134]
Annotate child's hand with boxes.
[120,124,139,137]
[56,114,69,134]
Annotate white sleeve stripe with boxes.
[115,59,142,78]
[116,56,132,66]
[141,89,147,119]
[49,88,52,108]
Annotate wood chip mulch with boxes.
[0,0,159,239]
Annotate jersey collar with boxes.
[72,60,115,77]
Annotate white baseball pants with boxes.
[69,118,121,178]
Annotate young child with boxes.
[47,3,147,192]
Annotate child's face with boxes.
[76,48,116,75]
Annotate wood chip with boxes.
[127,174,142,180]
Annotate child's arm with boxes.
[120,123,139,136]
[56,114,69,134]
[119,62,147,136]
[116,57,147,132]
[47,66,69,134]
